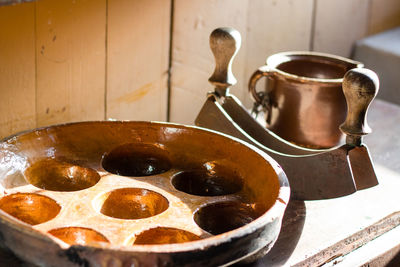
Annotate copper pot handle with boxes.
[248,65,275,120]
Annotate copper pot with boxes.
[249,51,363,148]
[0,121,289,266]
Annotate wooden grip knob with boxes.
[339,68,379,146]
[208,27,241,96]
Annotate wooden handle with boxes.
[339,68,379,146]
[208,27,241,96]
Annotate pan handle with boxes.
[340,68,379,146]
[208,27,241,97]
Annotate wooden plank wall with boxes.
[0,3,36,138]
[169,0,249,123]
[368,0,400,35]
[312,0,369,57]
[35,0,106,127]
[170,0,314,124]
[0,0,399,138]
[107,0,170,121]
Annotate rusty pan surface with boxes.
[0,121,289,266]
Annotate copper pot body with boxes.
[249,51,363,148]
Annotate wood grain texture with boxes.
[368,0,400,35]
[0,0,397,133]
[244,0,313,107]
[106,0,170,121]
[35,0,106,127]
[170,0,249,125]
[0,3,36,139]
[170,0,313,124]
[312,0,369,57]
[332,224,400,266]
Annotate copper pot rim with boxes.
[265,51,363,84]
[0,120,290,254]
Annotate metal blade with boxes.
[195,96,357,200]
[278,147,356,200]
[347,145,379,190]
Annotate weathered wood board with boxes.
[0,0,399,138]
[169,0,249,125]
[35,0,106,127]
[311,0,369,57]
[106,0,170,121]
[331,225,400,267]
[244,0,313,107]
[170,0,314,125]
[368,0,400,35]
[0,3,36,139]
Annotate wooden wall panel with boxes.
[0,3,36,139]
[313,0,369,57]
[244,0,313,107]
[35,0,106,127]
[170,0,313,124]
[368,0,400,35]
[107,0,170,121]
[0,0,398,137]
[170,0,249,125]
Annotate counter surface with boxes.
[1,99,399,267]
